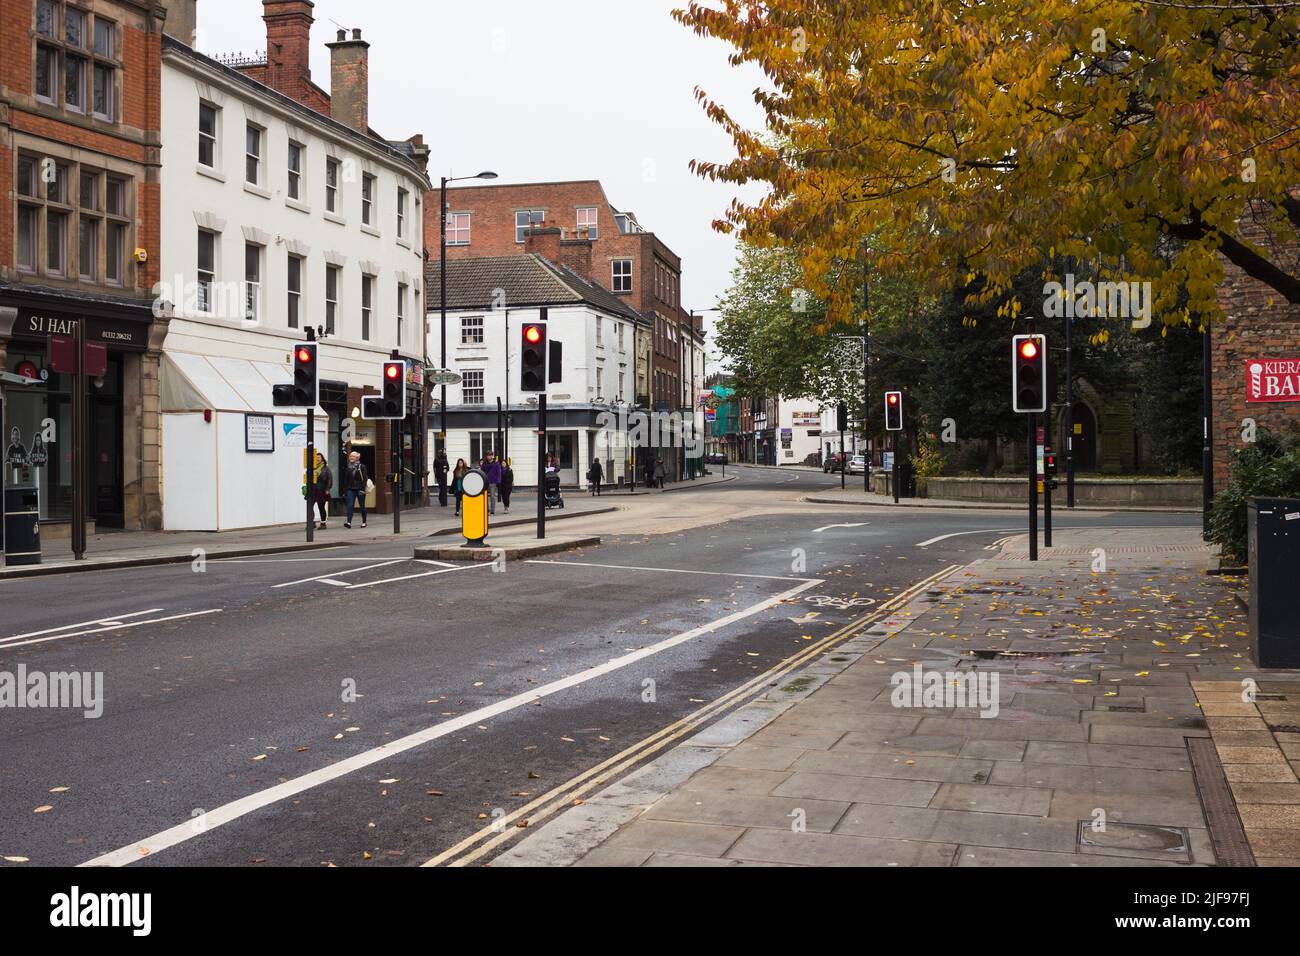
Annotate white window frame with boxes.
[460,314,484,345]
[612,258,632,293]
[447,212,471,246]
[325,264,339,334]
[244,242,262,323]
[287,141,303,200]
[397,282,407,347]
[361,273,373,340]
[198,102,219,168]
[397,188,407,238]
[361,174,375,226]
[462,370,485,405]
[577,206,598,239]
[245,123,262,185]
[325,158,339,213]
[515,209,544,243]
[287,253,303,329]
[197,229,216,313]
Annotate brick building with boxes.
[426,179,706,480]
[1211,210,1300,490]
[1,0,167,534]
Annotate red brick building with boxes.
[1211,211,1300,490]
[1,0,167,532]
[425,179,706,479]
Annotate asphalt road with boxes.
[0,464,1201,866]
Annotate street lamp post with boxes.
[440,171,498,457]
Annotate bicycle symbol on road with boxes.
[805,595,876,610]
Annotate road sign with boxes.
[429,369,462,386]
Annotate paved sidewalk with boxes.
[805,486,1196,513]
[498,526,1300,867]
[1,497,619,577]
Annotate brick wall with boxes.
[1212,215,1300,489]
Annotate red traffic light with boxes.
[296,346,314,363]
[524,325,543,344]
[1018,339,1039,360]
[384,363,401,380]
[887,393,899,405]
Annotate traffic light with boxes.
[273,342,317,407]
[835,402,847,432]
[361,360,407,419]
[1012,334,1047,413]
[521,321,547,391]
[884,391,903,431]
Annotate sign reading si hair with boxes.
[460,467,489,546]
[11,310,150,351]
[1246,358,1300,403]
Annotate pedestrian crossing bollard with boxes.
[461,467,489,546]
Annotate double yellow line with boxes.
[424,563,960,867]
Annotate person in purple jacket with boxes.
[481,452,503,515]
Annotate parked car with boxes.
[847,454,867,475]
[823,453,846,473]
[705,452,727,464]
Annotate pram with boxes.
[544,472,564,509]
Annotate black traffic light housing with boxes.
[361,360,407,419]
[1012,334,1047,413]
[884,391,903,431]
[521,321,547,392]
[835,402,848,432]
[273,342,318,407]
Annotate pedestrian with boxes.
[434,450,449,507]
[452,458,468,516]
[589,457,603,496]
[482,452,503,515]
[343,450,369,529]
[644,455,655,489]
[306,450,332,530]
[499,457,514,513]
[653,456,666,489]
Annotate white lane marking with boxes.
[915,528,1022,547]
[415,559,459,568]
[320,579,351,587]
[0,609,164,644]
[0,609,224,650]
[213,556,410,563]
[524,559,817,583]
[272,559,407,589]
[79,577,819,867]
[344,562,491,590]
[812,522,870,533]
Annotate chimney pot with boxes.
[352,28,362,40]
[337,29,346,40]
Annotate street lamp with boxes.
[440,170,498,456]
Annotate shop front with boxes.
[0,294,158,535]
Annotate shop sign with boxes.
[1246,358,1300,403]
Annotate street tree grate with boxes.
[1187,737,1256,867]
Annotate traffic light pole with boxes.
[392,418,401,534]
[840,428,846,490]
[537,394,547,540]
[305,405,315,544]
[892,433,900,504]
[1064,312,1075,508]
[1027,412,1037,561]
[72,317,86,560]
[1043,445,1052,549]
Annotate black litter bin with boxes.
[3,485,41,566]
[1247,497,1300,668]
[897,458,917,499]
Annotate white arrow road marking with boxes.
[915,528,1022,547]
[0,609,223,650]
[811,522,870,533]
[79,577,819,867]
[272,559,407,589]
[0,609,164,645]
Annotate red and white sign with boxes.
[1246,358,1300,403]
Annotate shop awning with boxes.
[161,352,325,416]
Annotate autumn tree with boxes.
[676,0,1300,328]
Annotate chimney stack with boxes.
[558,236,594,280]
[158,0,198,46]
[261,0,315,102]
[524,226,563,265]
[327,28,370,133]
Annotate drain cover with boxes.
[1077,821,1189,853]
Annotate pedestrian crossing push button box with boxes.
[461,468,489,546]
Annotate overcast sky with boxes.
[195,0,768,353]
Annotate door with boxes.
[547,431,576,485]
[88,355,124,528]
[1068,403,1097,472]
